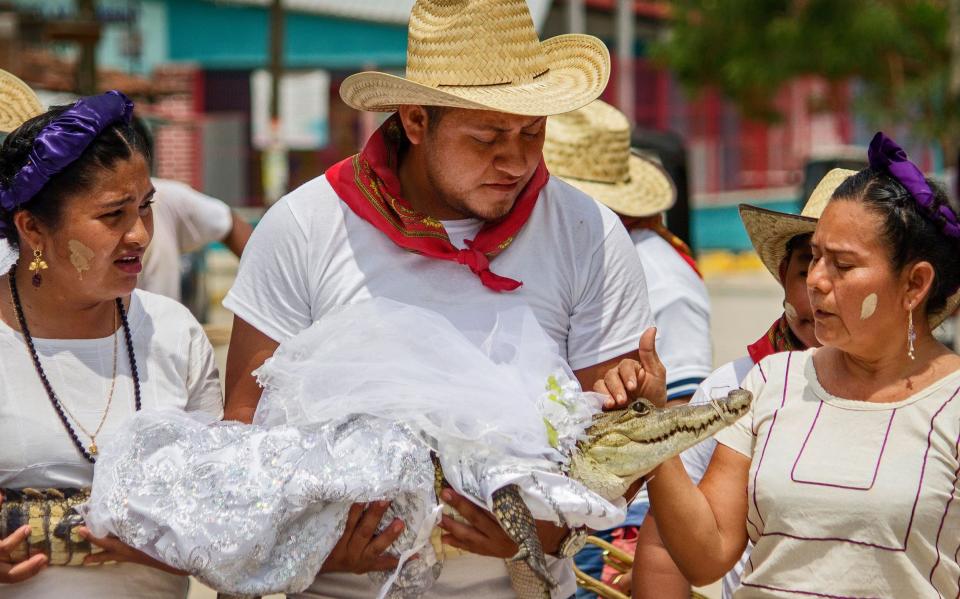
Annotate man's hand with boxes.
[612,570,632,594]
[438,489,567,557]
[320,501,405,574]
[0,524,47,584]
[594,328,667,408]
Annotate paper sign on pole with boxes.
[251,69,330,150]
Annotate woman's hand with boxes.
[78,528,186,575]
[594,328,667,408]
[320,501,405,574]
[0,525,47,584]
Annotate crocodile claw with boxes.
[491,484,557,589]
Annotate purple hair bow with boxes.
[867,131,960,239]
[0,90,133,238]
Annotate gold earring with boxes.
[29,248,48,288]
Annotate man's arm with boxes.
[223,315,278,423]
[221,212,254,259]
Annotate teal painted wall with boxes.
[165,0,408,69]
[692,198,799,252]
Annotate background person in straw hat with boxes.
[0,69,45,139]
[221,0,662,597]
[602,133,960,598]
[542,99,712,598]
[628,169,851,599]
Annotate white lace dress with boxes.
[81,299,626,597]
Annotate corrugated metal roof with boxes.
[210,0,553,30]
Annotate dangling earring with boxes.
[28,249,48,287]
[907,308,916,360]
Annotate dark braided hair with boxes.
[0,105,149,243]
[831,168,960,316]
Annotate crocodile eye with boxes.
[631,402,650,416]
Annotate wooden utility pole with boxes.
[567,0,585,34]
[948,0,960,202]
[43,0,102,94]
[269,0,283,126]
[616,0,634,124]
[76,0,97,94]
[262,0,288,204]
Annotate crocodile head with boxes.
[570,389,752,501]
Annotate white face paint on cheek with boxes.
[860,293,878,320]
[67,240,95,280]
[783,301,800,323]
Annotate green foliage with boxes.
[652,0,957,152]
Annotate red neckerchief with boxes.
[747,314,804,364]
[640,221,702,278]
[325,116,548,292]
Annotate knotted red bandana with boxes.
[326,116,548,292]
[747,314,804,364]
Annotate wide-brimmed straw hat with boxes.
[740,168,854,282]
[0,70,44,133]
[339,0,610,116]
[543,100,675,217]
[740,167,960,328]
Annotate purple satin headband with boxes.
[0,90,134,238]
[867,131,960,239]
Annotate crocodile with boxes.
[1,390,751,599]
[0,487,102,566]
[481,389,753,599]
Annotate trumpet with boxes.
[573,535,712,599]
[573,535,632,599]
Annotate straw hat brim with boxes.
[739,204,960,329]
[741,168,855,283]
[559,154,676,217]
[0,70,43,133]
[740,205,818,283]
[340,34,610,116]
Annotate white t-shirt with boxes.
[716,349,960,598]
[0,290,223,598]
[684,355,755,599]
[223,173,652,599]
[630,229,712,400]
[139,178,233,301]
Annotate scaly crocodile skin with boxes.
[0,488,103,566]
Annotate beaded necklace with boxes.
[7,267,141,464]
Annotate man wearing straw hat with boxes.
[542,99,712,597]
[628,171,852,599]
[222,0,662,597]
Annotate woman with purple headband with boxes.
[599,132,960,597]
[0,91,221,596]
